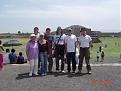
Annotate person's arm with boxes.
[89,36,92,48]
[0,46,4,51]
[26,42,30,61]
[75,36,77,53]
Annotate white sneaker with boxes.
[34,72,39,76]
[29,73,32,76]
[41,74,45,76]
[61,70,65,73]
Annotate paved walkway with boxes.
[0,63,121,91]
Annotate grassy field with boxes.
[0,37,121,61]
[90,37,121,60]
[0,38,29,50]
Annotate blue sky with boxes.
[0,0,120,33]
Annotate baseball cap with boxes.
[68,28,72,31]
[30,34,36,37]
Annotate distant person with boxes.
[101,50,105,62]
[17,52,25,64]
[96,51,100,62]
[54,27,66,73]
[76,47,79,64]
[78,28,92,74]
[26,34,39,76]
[38,33,49,76]
[99,46,102,52]
[44,28,54,73]
[9,49,17,64]
[0,40,4,71]
[4,49,10,64]
[65,28,77,73]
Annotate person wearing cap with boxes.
[54,27,66,73]
[44,28,54,73]
[26,34,39,76]
[65,28,77,73]
[78,28,92,74]
[38,33,49,76]
[34,27,40,42]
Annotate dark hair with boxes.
[6,49,10,53]
[80,28,87,32]
[46,28,51,31]
[11,49,15,53]
[56,27,62,35]
[0,40,2,44]
[34,27,39,30]
[19,52,22,56]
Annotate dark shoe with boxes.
[77,70,82,74]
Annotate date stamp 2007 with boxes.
[90,79,112,86]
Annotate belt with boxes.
[80,47,89,49]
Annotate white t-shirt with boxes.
[54,34,66,45]
[79,35,92,48]
[65,34,77,52]
[4,53,10,64]
[35,33,40,42]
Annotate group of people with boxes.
[0,44,26,71]
[26,27,92,76]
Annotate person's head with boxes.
[67,28,72,36]
[80,28,87,36]
[30,34,36,42]
[11,49,15,53]
[39,33,44,40]
[0,40,2,45]
[56,26,62,35]
[19,52,22,56]
[45,28,51,35]
[34,27,39,35]
[6,49,10,53]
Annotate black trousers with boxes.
[67,52,76,72]
[55,45,65,71]
[78,47,91,71]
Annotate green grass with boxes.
[1,37,121,61]
[0,38,29,50]
[90,37,121,60]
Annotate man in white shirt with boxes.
[33,27,40,71]
[34,27,40,42]
[78,28,92,74]
[65,28,77,73]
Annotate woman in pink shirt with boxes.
[0,40,4,71]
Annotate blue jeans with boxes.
[39,52,48,74]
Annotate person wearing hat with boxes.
[44,28,54,73]
[38,33,49,76]
[65,28,77,73]
[54,27,66,73]
[26,34,39,76]
[78,28,92,74]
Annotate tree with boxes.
[18,31,21,34]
